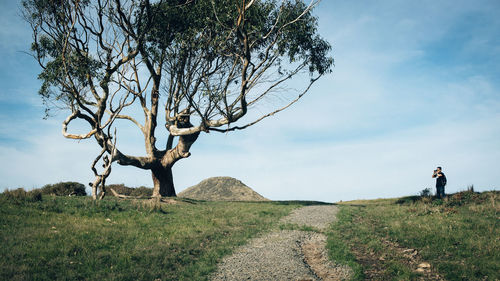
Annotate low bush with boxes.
[130,186,153,197]
[419,187,432,197]
[106,184,131,195]
[1,188,42,203]
[395,195,420,204]
[40,182,87,196]
[445,189,485,207]
[107,184,152,197]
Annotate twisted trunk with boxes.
[151,165,175,197]
[151,128,200,197]
[95,111,200,198]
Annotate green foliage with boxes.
[419,187,431,197]
[22,0,333,198]
[106,184,153,197]
[23,0,102,116]
[1,188,43,204]
[445,189,483,207]
[0,197,300,280]
[148,0,332,74]
[329,191,500,280]
[395,195,421,204]
[40,181,87,196]
[23,0,332,123]
[0,182,86,205]
[36,51,102,98]
[273,0,333,74]
[129,186,153,197]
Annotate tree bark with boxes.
[151,165,176,197]
[149,118,200,198]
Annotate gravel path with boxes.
[280,205,340,230]
[210,205,353,281]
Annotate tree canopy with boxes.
[23,0,333,198]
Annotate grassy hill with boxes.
[178,177,269,201]
[327,190,499,280]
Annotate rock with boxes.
[416,268,426,273]
[418,262,431,269]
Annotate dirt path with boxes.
[210,205,353,281]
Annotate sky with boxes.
[0,0,499,202]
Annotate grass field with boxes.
[0,195,301,281]
[2,189,498,281]
[326,190,499,280]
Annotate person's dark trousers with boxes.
[436,185,445,199]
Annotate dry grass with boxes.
[328,190,499,280]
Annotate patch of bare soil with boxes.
[301,233,353,281]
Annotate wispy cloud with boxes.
[1,0,499,201]
[179,111,500,201]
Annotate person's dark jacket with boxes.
[436,172,447,187]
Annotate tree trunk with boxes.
[150,122,199,198]
[151,165,176,197]
[91,184,98,200]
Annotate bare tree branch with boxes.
[25,0,332,198]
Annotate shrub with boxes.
[419,188,432,197]
[1,188,42,203]
[130,186,153,197]
[395,196,420,205]
[107,184,152,197]
[40,182,87,196]
[445,190,481,207]
[107,184,132,196]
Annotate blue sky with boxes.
[1,0,499,201]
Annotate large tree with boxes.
[23,0,333,199]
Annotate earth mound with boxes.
[178,177,269,201]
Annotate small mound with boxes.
[178,177,269,201]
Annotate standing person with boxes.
[432,166,447,199]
